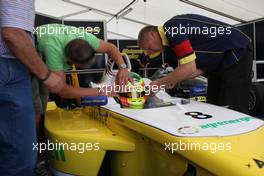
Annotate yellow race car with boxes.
[45,96,264,176]
[44,55,264,176]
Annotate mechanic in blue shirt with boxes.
[138,14,252,114]
[0,1,64,175]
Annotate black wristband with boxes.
[40,71,50,82]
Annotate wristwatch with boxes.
[118,63,127,69]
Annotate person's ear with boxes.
[149,31,155,40]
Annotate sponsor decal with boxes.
[178,126,200,134]
[190,86,206,95]
[199,117,254,129]
[121,46,143,59]
[50,147,66,162]
[178,117,255,135]
[190,96,207,102]
[253,158,264,168]
[185,111,212,119]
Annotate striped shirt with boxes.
[0,0,35,58]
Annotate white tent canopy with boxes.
[35,0,264,39]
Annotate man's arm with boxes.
[1,27,63,93]
[2,28,48,79]
[96,40,125,66]
[154,60,197,88]
[58,85,101,98]
[95,40,131,85]
[188,68,204,79]
[52,71,113,98]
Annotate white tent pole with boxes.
[35,12,135,39]
[107,31,136,39]
[107,0,137,23]
[236,17,264,26]
[59,9,92,19]
[62,0,151,26]
[179,0,245,23]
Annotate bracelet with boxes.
[40,71,50,82]
[118,63,127,69]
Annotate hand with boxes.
[166,82,177,89]
[148,80,162,96]
[43,72,64,93]
[115,68,132,86]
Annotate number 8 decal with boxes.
[185,111,212,119]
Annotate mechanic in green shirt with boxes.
[35,23,130,98]
[32,24,130,155]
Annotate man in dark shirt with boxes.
[138,14,252,114]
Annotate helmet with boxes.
[115,72,146,109]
